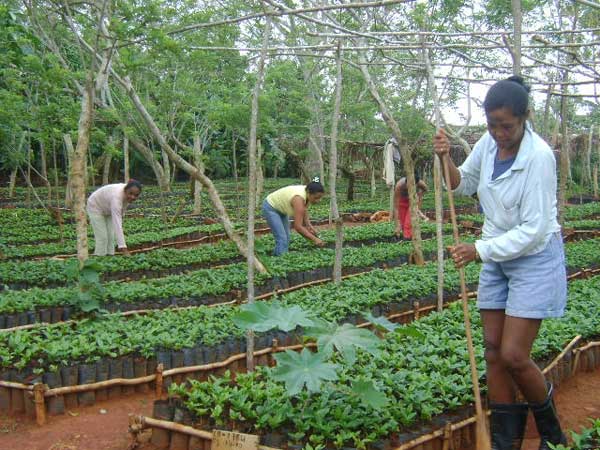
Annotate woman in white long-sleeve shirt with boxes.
[433,76,566,450]
[86,180,142,256]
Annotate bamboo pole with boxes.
[541,335,581,376]
[441,156,491,450]
[572,341,600,375]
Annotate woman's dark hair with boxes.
[414,171,421,183]
[483,75,531,118]
[125,179,143,191]
[306,176,325,194]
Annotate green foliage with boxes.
[64,259,106,314]
[549,418,600,450]
[272,349,339,395]
[233,301,315,332]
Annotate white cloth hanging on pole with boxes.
[383,138,399,188]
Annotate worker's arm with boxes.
[303,207,317,235]
[292,197,324,246]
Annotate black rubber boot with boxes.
[530,383,567,450]
[490,402,528,450]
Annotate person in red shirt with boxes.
[394,173,428,239]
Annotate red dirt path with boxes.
[522,368,600,450]
[0,369,597,450]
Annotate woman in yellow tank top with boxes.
[262,178,326,256]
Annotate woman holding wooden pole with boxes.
[433,76,567,450]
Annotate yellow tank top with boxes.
[266,185,307,216]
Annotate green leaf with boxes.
[233,301,315,332]
[363,312,425,339]
[272,348,338,395]
[362,312,399,332]
[351,379,389,409]
[64,259,80,281]
[80,268,100,284]
[307,322,380,364]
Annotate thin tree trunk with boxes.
[87,151,94,189]
[256,139,264,205]
[52,142,60,205]
[585,126,593,184]
[171,163,177,185]
[102,138,112,185]
[421,37,445,311]
[558,94,569,224]
[358,57,424,265]
[26,139,32,206]
[330,43,344,284]
[161,149,171,192]
[594,132,600,198]
[246,16,271,372]
[40,140,48,181]
[232,134,238,182]
[8,168,17,199]
[511,0,522,75]
[542,85,554,139]
[593,166,599,199]
[64,134,74,208]
[123,135,130,181]
[193,134,203,215]
[370,162,376,198]
[72,75,95,265]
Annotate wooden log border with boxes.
[128,334,598,450]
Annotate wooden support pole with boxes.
[33,383,46,426]
[155,364,164,398]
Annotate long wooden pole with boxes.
[246,14,272,371]
[420,37,445,312]
[441,157,491,450]
[330,42,344,284]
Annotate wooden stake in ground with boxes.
[442,156,491,450]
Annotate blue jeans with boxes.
[262,200,290,256]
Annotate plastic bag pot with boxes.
[60,366,78,408]
[77,363,96,406]
[43,371,65,416]
[50,307,63,324]
[10,371,26,413]
[5,314,17,329]
[151,399,173,447]
[108,358,123,399]
[122,356,135,395]
[39,308,52,324]
[0,371,11,413]
[172,351,185,384]
[95,358,110,401]
[134,357,149,393]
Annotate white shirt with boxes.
[86,183,128,248]
[455,129,561,263]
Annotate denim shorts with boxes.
[477,233,567,319]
